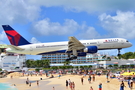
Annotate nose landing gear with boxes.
[117,48,122,56]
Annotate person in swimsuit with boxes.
[37,80,39,86]
[90,86,93,90]
[29,82,31,87]
[99,83,102,90]
[81,77,84,85]
[120,81,126,90]
[92,74,95,82]
[88,75,91,84]
[66,80,68,89]
[72,82,75,90]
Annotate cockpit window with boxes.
[126,40,129,42]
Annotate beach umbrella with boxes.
[121,72,131,76]
[129,72,135,75]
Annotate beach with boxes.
[0,72,133,90]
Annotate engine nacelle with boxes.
[83,46,98,53]
[78,52,87,56]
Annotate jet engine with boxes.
[83,46,98,53]
[78,52,87,56]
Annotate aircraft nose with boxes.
[129,42,132,47]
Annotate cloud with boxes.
[0,31,6,40]
[0,31,7,44]
[28,0,135,13]
[30,37,41,43]
[31,18,103,39]
[99,11,135,39]
[32,18,79,36]
[76,24,101,39]
[0,0,40,25]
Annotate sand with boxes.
[0,73,133,90]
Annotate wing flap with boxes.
[68,37,85,51]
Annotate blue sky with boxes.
[0,0,135,59]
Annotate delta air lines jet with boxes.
[1,25,132,61]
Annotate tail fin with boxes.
[2,25,31,46]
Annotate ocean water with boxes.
[0,83,17,90]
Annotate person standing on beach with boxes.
[37,80,39,86]
[127,79,130,88]
[70,82,73,90]
[130,79,133,89]
[99,83,102,90]
[90,86,93,90]
[88,75,91,84]
[58,74,61,79]
[120,81,126,90]
[92,74,95,82]
[81,77,84,85]
[72,82,75,90]
[106,73,109,81]
[29,82,31,87]
[53,86,55,90]
[11,75,13,79]
[26,80,29,85]
[68,79,71,86]
[66,80,68,89]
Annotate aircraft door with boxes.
[97,41,103,48]
[121,40,124,44]
[30,46,33,51]
[97,41,100,46]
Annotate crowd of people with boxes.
[8,69,135,90]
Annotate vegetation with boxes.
[63,60,71,66]
[102,55,111,61]
[119,52,135,59]
[26,59,50,68]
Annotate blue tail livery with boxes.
[2,25,30,46]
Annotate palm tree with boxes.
[63,60,71,66]
[43,60,50,68]
[75,66,79,70]
[26,60,31,68]
[35,60,41,68]
[108,65,113,69]
[51,66,58,70]
[26,60,36,68]
[113,64,118,69]
[80,66,84,69]
[88,65,92,69]
[107,57,111,61]
[102,55,107,59]
[83,66,88,70]
[130,64,134,68]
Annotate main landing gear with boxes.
[66,55,77,61]
[66,49,78,61]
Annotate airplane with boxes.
[1,25,132,61]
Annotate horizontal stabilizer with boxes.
[0,44,24,50]
[9,45,24,50]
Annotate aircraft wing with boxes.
[68,37,85,51]
[0,44,24,50]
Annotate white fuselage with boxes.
[6,38,132,55]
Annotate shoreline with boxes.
[0,73,133,90]
[0,74,66,90]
